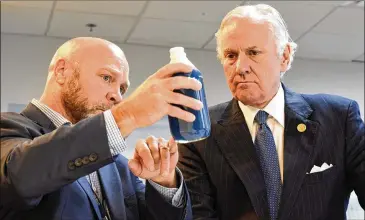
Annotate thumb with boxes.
[128,159,142,176]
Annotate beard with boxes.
[61,71,112,123]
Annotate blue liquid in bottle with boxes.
[168,47,211,143]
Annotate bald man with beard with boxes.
[0,37,201,220]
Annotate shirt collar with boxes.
[31,99,70,128]
[238,84,285,128]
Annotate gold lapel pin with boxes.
[297,123,306,132]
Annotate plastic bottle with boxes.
[168,47,211,143]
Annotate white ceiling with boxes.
[1,0,364,62]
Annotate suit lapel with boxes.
[77,177,103,219]
[278,86,319,220]
[21,103,57,133]
[215,100,270,219]
[98,162,126,220]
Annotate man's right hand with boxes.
[111,62,203,137]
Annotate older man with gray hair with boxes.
[178,3,364,220]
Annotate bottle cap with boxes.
[169,47,185,54]
[170,47,187,62]
[169,46,197,69]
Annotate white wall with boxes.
[1,33,364,217]
[2,33,363,111]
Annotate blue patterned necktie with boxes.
[254,110,282,220]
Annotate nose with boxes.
[106,91,122,105]
[236,54,251,75]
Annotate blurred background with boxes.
[1,1,364,218]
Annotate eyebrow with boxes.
[223,46,259,53]
[101,67,122,76]
[223,48,238,54]
[246,46,258,50]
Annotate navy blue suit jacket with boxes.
[178,85,364,220]
[0,103,192,220]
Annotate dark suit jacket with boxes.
[178,85,364,220]
[0,103,192,220]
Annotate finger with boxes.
[168,137,178,154]
[165,76,202,91]
[168,137,179,173]
[128,159,143,177]
[165,91,203,111]
[155,63,193,79]
[167,105,196,122]
[135,139,155,171]
[145,135,160,166]
[158,138,170,177]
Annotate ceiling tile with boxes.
[143,1,242,22]
[357,1,364,7]
[339,0,365,8]
[354,54,364,61]
[295,32,364,61]
[1,5,51,35]
[55,1,146,16]
[47,10,136,42]
[204,38,217,50]
[245,1,340,40]
[127,18,219,49]
[311,7,364,36]
[289,1,348,7]
[245,1,347,7]
[1,1,54,9]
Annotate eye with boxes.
[227,53,237,59]
[247,50,261,56]
[224,51,238,60]
[120,87,125,95]
[102,75,112,83]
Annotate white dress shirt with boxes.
[238,85,285,182]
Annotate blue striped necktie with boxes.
[254,110,282,220]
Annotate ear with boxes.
[54,59,67,85]
[280,44,291,73]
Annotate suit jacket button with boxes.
[68,161,76,170]
[75,158,83,167]
[89,153,98,162]
[82,156,90,165]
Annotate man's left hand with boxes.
[128,136,178,188]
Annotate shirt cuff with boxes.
[103,110,127,156]
[147,168,185,207]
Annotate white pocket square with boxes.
[306,162,333,174]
